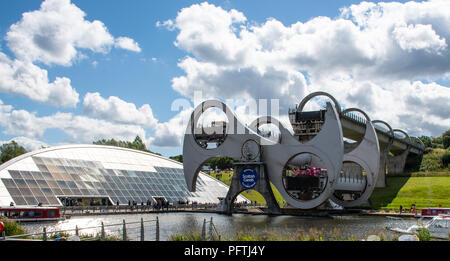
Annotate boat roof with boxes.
[0,206,60,210]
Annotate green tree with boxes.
[442,152,450,168]
[169,155,183,163]
[442,129,450,149]
[93,136,161,156]
[207,156,234,171]
[432,136,443,148]
[419,136,433,148]
[0,141,27,164]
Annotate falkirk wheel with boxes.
[181,92,410,214]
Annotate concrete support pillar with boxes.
[375,144,393,188]
[217,163,281,215]
[387,148,410,175]
[375,155,388,188]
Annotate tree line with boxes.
[0,136,160,164]
[419,130,450,170]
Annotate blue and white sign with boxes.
[239,168,258,189]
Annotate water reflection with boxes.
[19,213,418,241]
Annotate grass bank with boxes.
[370,176,450,209]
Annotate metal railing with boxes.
[201,217,221,241]
[0,217,160,241]
[342,112,424,150]
[60,203,220,215]
[1,215,223,241]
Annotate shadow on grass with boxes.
[369,176,410,209]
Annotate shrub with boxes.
[0,217,27,236]
[420,149,446,171]
[415,227,431,241]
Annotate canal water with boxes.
[20,213,420,241]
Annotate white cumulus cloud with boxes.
[6,0,141,66]
[0,137,48,152]
[163,1,450,137]
[115,37,142,53]
[83,92,158,128]
[0,52,79,107]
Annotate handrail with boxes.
[340,113,423,150]
[1,217,159,241]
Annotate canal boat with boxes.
[388,215,450,240]
[421,207,450,217]
[0,206,63,222]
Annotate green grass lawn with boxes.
[370,176,450,209]
[210,171,450,210]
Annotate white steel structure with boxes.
[0,145,248,207]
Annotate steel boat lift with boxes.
[182,92,382,214]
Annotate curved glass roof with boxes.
[0,145,248,207]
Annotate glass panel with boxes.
[70,174,82,181]
[11,179,28,188]
[25,179,39,188]
[2,178,17,188]
[35,197,49,204]
[20,171,33,179]
[12,196,27,205]
[20,187,33,196]
[113,190,123,197]
[109,182,119,190]
[37,164,50,172]
[121,190,131,197]
[40,188,54,196]
[37,180,50,188]
[101,182,112,190]
[41,172,53,181]
[8,171,22,179]
[74,181,86,189]
[7,187,22,196]
[71,189,82,195]
[46,180,59,188]
[106,190,116,197]
[60,172,72,181]
[89,189,100,195]
[66,181,77,189]
[31,172,44,180]
[52,172,64,180]
[62,189,72,195]
[47,197,60,205]
[33,157,43,164]
[24,196,38,205]
[31,188,45,197]
[57,181,69,189]
[52,188,64,196]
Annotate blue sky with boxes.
[0,0,449,157]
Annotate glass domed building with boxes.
[0,145,248,207]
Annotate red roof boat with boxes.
[0,206,63,222]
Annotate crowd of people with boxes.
[123,199,171,211]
